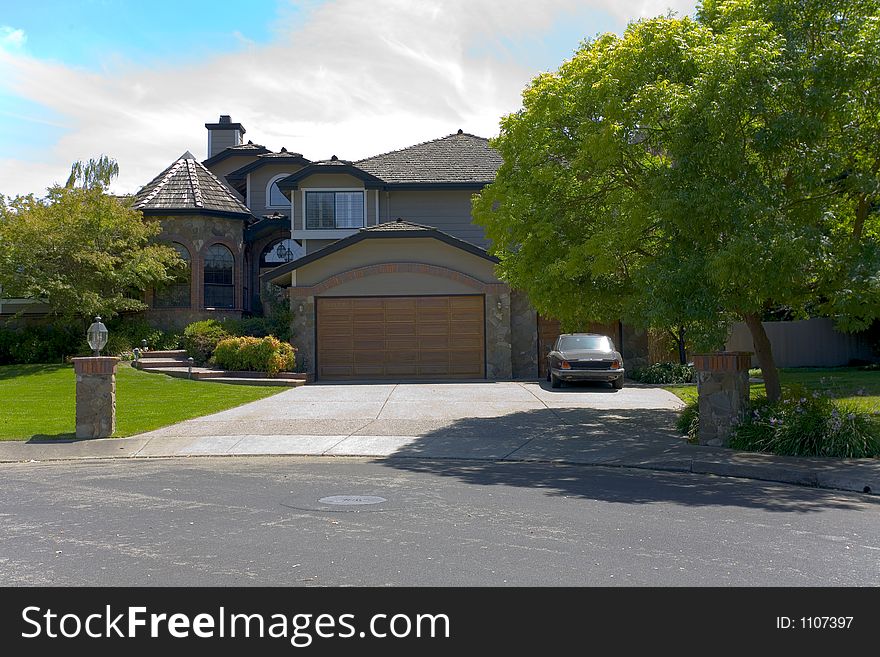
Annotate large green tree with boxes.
[0,158,182,322]
[473,0,880,401]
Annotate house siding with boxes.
[248,163,306,218]
[380,190,488,248]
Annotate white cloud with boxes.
[0,0,697,197]
[0,26,26,50]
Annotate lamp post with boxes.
[86,316,108,356]
[72,317,118,439]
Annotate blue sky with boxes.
[0,0,696,196]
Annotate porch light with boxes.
[86,316,109,356]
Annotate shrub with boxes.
[223,285,293,342]
[0,323,85,364]
[630,362,694,384]
[182,320,230,364]
[104,316,180,358]
[221,315,291,342]
[211,335,296,376]
[730,392,880,458]
[677,401,700,443]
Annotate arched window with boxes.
[204,244,234,309]
[154,243,191,308]
[260,238,303,267]
[266,174,291,208]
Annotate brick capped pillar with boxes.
[72,357,119,439]
[692,352,751,447]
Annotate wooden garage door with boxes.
[317,296,485,380]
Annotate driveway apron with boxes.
[130,382,686,461]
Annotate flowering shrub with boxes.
[729,390,880,458]
[211,336,296,376]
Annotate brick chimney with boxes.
[204,114,246,158]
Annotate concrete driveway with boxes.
[132,381,686,461]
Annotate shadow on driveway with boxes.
[376,406,876,514]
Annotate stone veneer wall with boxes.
[693,352,751,447]
[143,214,247,322]
[290,294,316,374]
[510,289,538,379]
[485,291,512,379]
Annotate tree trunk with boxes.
[676,327,687,365]
[743,312,781,402]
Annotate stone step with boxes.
[134,359,189,369]
[139,349,188,359]
[136,365,306,386]
[205,377,305,387]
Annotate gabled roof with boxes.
[225,150,310,178]
[132,151,254,219]
[355,130,502,188]
[262,219,497,286]
[202,141,270,167]
[275,156,385,192]
[224,150,312,193]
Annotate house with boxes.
[133,114,650,380]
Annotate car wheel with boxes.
[550,373,562,388]
[546,368,551,382]
[613,376,624,390]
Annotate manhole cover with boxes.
[318,495,387,506]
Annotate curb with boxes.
[0,444,875,497]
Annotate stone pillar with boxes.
[485,291,512,379]
[291,294,315,375]
[692,352,751,447]
[72,357,119,439]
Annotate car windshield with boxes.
[557,335,613,352]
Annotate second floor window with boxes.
[305,191,364,229]
[267,174,290,208]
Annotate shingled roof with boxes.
[202,140,270,167]
[133,151,253,219]
[355,131,502,187]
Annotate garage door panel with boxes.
[451,320,482,335]
[317,295,485,380]
[385,337,418,350]
[320,365,354,377]
[419,335,450,350]
[353,365,385,377]
[417,297,449,309]
[354,351,386,365]
[385,364,418,376]
[449,335,482,348]
[320,298,353,310]
[385,323,417,336]
[319,338,354,351]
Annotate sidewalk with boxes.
[0,424,876,496]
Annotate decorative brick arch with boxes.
[289,262,508,297]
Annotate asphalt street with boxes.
[0,457,877,586]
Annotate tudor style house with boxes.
[133,115,649,381]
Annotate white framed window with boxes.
[266,173,291,208]
[304,190,365,229]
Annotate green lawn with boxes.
[0,363,286,440]
[665,367,880,411]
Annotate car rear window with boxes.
[557,335,613,351]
